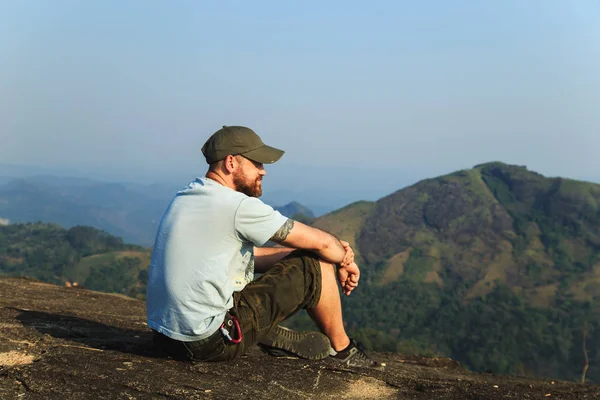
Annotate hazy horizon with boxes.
[1,158,598,217]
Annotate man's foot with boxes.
[330,338,385,369]
[258,325,331,360]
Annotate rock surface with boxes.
[1,277,599,399]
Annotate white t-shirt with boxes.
[146,177,288,341]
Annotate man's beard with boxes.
[233,170,262,197]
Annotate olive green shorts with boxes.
[153,250,322,361]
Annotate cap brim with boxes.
[242,145,285,164]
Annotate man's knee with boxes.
[270,250,323,310]
[285,250,332,273]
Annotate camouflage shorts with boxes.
[152,250,322,361]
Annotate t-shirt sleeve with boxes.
[234,197,289,246]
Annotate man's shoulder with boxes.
[179,177,248,201]
[174,178,278,217]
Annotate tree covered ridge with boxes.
[305,162,600,382]
[0,223,151,299]
[357,162,600,298]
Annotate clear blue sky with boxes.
[1,1,599,210]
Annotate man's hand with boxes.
[337,261,360,296]
[340,240,354,268]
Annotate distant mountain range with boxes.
[274,201,315,220]
[0,162,416,216]
[0,176,315,246]
[2,161,600,383]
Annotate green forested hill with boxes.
[0,223,151,299]
[309,162,600,382]
[358,162,600,299]
[311,162,600,303]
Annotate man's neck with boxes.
[205,171,231,189]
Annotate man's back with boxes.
[146,177,286,341]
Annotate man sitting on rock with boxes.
[146,126,381,368]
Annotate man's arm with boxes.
[254,246,295,273]
[269,219,360,295]
[270,219,346,264]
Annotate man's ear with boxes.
[223,154,237,173]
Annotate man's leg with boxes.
[303,259,384,369]
[216,250,382,368]
[202,250,328,361]
[306,260,351,352]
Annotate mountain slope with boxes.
[0,223,150,299]
[329,162,600,382]
[311,201,376,263]
[357,162,600,300]
[274,201,315,220]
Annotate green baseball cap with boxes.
[201,126,285,164]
